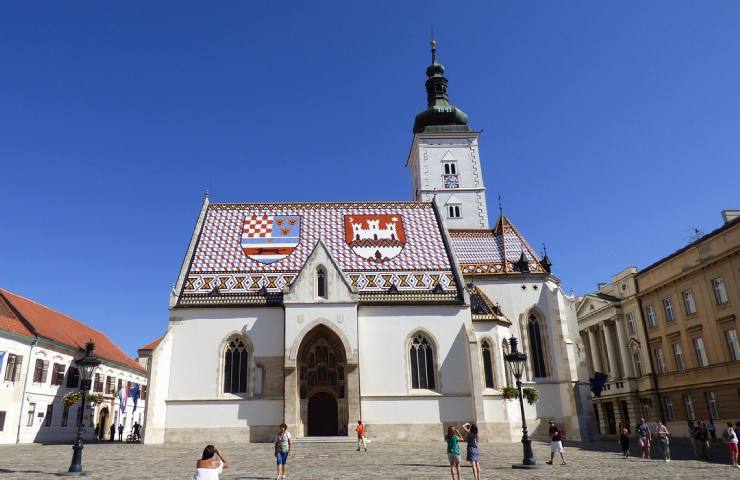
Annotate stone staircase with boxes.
[293,436,357,444]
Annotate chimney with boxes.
[721,210,740,224]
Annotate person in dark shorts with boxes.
[445,426,464,480]
[462,422,481,480]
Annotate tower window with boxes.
[443,162,457,175]
[448,205,461,219]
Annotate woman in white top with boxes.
[655,419,670,462]
[723,422,739,468]
[193,445,229,480]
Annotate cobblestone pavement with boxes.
[0,438,737,479]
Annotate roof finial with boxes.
[204,189,209,200]
[498,193,503,218]
[431,29,437,65]
[542,243,547,257]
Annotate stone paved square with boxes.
[0,439,736,479]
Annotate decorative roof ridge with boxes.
[497,214,542,263]
[208,200,432,209]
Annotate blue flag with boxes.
[130,384,141,413]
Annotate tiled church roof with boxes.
[449,216,546,276]
[0,288,145,373]
[139,336,162,351]
[177,201,462,306]
[0,292,34,338]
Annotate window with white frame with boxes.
[693,337,709,367]
[725,329,740,361]
[663,396,675,421]
[705,391,720,419]
[662,298,675,322]
[3,354,22,382]
[633,350,643,377]
[223,336,249,394]
[654,347,667,374]
[33,359,49,383]
[646,306,657,328]
[447,205,461,219]
[626,313,636,335]
[672,342,685,371]
[481,340,495,389]
[682,290,697,315]
[683,394,695,420]
[409,333,436,390]
[712,277,729,305]
[26,403,36,426]
[443,162,457,175]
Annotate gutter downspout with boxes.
[634,283,665,422]
[16,337,39,444]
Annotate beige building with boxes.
[636,211,740,432]
[579,211,740,436]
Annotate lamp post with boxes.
[504,336,543,469]
[66,341,101,475]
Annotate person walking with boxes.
[117,424,124,443]
[655,419,670,462]
[636,418,651,459]
[462,422,481,480]
[109,423,116,442]
[193,445,229,480]
[618,422,630,458]
[722,422,739,468]
[355,420,367,452]
[445,426,464,480]
[695,420,711,461]
[274,423,292,480]
[546,420,566,465]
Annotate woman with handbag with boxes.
[274,423,292,480]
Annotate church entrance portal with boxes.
[307,392,338,436]
[297,325,347,436]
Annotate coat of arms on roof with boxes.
[344,214,406,263]
[240,214,301,264]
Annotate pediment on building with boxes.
[576,293,619,317]
[283,239,357,304]
[440,150,457,162]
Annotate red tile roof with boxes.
[0,289,145,373]
[139,336,162,351]
[0,293,34,338]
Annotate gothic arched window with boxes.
[317,266,327,299]
[528,313,548,378]
[481,340,495,389]
[223,336,249,394]
[409,333,436,390]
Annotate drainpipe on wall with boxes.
[634,283,665,422]
[16,337,39,444]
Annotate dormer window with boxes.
[317,266,327,299]
[448,205,461,219]
[443,162,457,175]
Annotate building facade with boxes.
[144,43,594,444]
[578,212,740,437]
[0,288,147,444]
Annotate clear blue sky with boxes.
[1,2,738,357]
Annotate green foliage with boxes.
[63,391,81,407]
[522,387,539,405]
[501,386,519,400]
[88,393,105,405]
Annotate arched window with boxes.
[317,266,327,299]
[409,333,436,390]
[223,336,249,394]
[481,340,495,389]
[528,313,548,378]
[502,340,513,388]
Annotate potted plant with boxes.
[522,387,539,405]
[502,386,519,400]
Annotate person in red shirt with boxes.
[355,420,367,452]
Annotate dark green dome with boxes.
[413,41,470,134]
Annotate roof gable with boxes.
[0,289,144,373]
[449,215,545,276]
[177,202,459,306]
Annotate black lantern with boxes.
[66,341,101,475]
[504,336,543,469]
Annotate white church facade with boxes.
[144,43,594,444]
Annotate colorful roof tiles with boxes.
[179,202,461,305]
[0,289,145,373]
[450,216,546,276]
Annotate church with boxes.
[144,42,594,444]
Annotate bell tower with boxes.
[407,40,489,230]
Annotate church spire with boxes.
[413,39,469,133]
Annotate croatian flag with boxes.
[130,384,141,413]
[118,384,129,413]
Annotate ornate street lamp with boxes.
[504,336,543,469]
[66,341,101,475]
